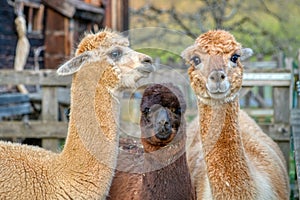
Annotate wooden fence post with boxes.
[42,86,60,152]
[273,85,290,169]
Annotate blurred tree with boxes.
[129,0,300,62]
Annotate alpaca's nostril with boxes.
[142,56,153,64]
[209,70,226,82]
[155,108,172,140]
[159,120,169,126]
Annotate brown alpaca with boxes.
[108,83,195,200]
[0,29,154,199]
[182,30,289,199]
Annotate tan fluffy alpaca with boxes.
[0,29,154,199]
[182,30,289,199]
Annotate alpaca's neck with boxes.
[143,152,195,200]
[62,84,119,166]
[59,72,120,195]
[142,131,195,199]
[142,125,186,172]
[199,98,255,199]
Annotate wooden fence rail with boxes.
[0,70,70,152]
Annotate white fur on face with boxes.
[108,47,154,89]
[57,44,154,90]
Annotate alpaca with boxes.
[0,29,154,199]
[182,30,289,199]
[108,83,195,200]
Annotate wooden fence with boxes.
[0,70,70,152]
[0,67,293,163]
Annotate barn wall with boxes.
[44,8,69,69]
[0,0,44,70]
[0,0,17,69]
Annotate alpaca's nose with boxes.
[208,70,227,83]
[155,108,172,140]
[141,55,153,65]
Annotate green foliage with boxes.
[130,0,300,61]
[137,48,182,64]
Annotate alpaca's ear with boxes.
[240,48,253,61]
[57,52,92,76]
[181,44,197,61]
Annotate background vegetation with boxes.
[129,0,300,64]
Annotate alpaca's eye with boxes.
[110,49,122,60]
[230,54,240,64]
[175,108,181,114]
[143,107,150,114]
[191,56,201,66]
[171,107,181,114]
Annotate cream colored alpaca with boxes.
[0,29,154,199]
[182,30,289,199]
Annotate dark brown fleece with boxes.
[108,83,195,200]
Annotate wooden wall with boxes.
[43,0,106,69]
[105,0,129,31]
[0,0,107,70]
[0,0,16,69]
[0,0,44,70]
[44,8,71,69]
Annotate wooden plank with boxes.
[29,88,70,105]
[22,0,41,9]
[1,70,291,87]
[27,7,33,32]
[42,87,58,121]
[41,87,60,152]
[273,86,291,169]
[292,125,300,191]
[259,123,290,142]
[64,18,70,56]
[0,121,67,138]
[291,109,300,125]
[43,0,104,18]
[72,0,104,14]
[122,0,129,31]
[45,8,66,32]
[0,70,71,86]
[42,139,62,152]
[0,93,29,105]
[104,0,112,28]
[42,139,61,152]
[35,4,44,33]
[84,0,102,7]
[42,0,75,18]
[243,108,273,117]
[243,73,291,86]
[292,90,300,191]
[0,103,31,118]
[273,87,290,124]
[244,61,277,68]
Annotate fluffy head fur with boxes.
[181,30,252,105]
[195,30,241,55]
[75,29,129,56]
